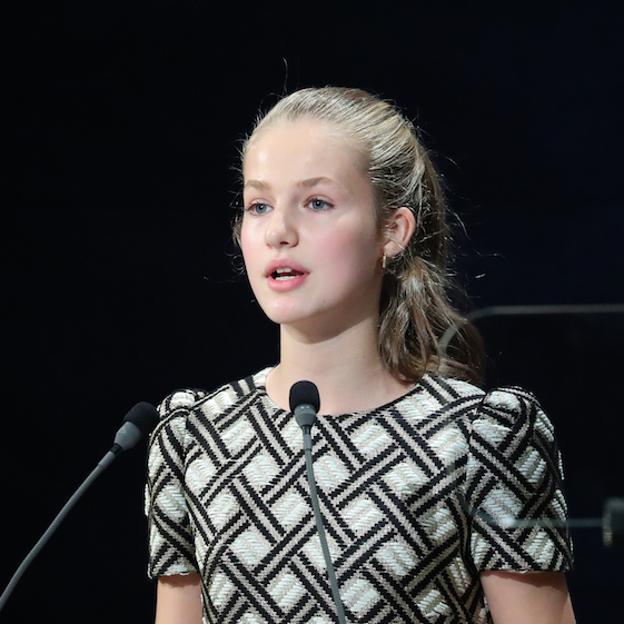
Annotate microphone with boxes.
[289,380,319,450]
[103,401,160,467]
[0,402,159,612]
[290,381,346,624]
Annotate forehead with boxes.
[243,118,367,183]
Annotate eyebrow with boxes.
[244,176,338,190]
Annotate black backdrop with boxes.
[6,2,624,622]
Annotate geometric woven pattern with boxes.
[145,367,573,623]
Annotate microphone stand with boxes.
[0,403,158,612]
[0,450,122,611]
[295,404,347,624]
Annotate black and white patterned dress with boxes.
[144,366,573,623]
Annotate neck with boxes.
[266,316,413,415]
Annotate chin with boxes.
[253,296,309,324]
[262,305,312,326]
[265,307,351,339]
[259,290,373,328]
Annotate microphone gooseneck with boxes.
[0,402,159,613]
[290,381,346,624]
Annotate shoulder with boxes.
[192,365,272,419]
[422,374,558,444]
[155,366,272,425]
[466,383,563,475]
[416,372,486,420]
[147,389,208,456]
[426,372,546,420]
[424,372,486,402]
[156,388,209,420]
[471,383,552,434]
[147,367,271,455]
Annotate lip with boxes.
[264,258,310,293]
[264,258,310,278]
[267,272,308,292]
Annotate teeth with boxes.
[275,275,298,281]
[271,267,304,279]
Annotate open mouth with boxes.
[271,268,305,281]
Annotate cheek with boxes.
[240,222,259,268]
[316,224,379,282]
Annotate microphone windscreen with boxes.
[289,381,320,413]
[123,401,159,437]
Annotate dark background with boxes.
[6,2,623,621]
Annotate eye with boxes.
[246,201,272,216]
[307,197,333,211]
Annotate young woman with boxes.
[145,87,575,623]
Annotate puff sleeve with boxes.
[464,386,574,572]
[144,390,204,578]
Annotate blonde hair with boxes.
[232,87,485,386]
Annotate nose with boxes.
[265,206,298,248]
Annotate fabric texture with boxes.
[144,367,573,623]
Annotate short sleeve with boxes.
[144,389,203,579]
[464,386,574,572]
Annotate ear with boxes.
[382,207,416,259]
